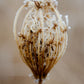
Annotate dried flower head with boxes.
[13,0,70,84]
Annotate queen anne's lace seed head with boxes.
[13,0,70,84]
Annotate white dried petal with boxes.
[68,26,71,29]
[29,74,33,77]
[43,62,46,66]
[65,15,69,26]
[35,79,39,83]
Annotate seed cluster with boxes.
[13,0,68,84]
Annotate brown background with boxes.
[0,0,84,84]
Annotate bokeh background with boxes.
[0,0,84,84]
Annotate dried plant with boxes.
[13,0,70,84]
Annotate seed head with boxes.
[13,0,69,84]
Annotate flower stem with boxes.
[39,77,42,84]
[39,80,42,84]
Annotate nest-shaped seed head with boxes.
[13,0,68,83]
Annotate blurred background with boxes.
[0,0,84,84]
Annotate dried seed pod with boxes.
[13,0,69,84]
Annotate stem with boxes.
[39,79,42,84]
